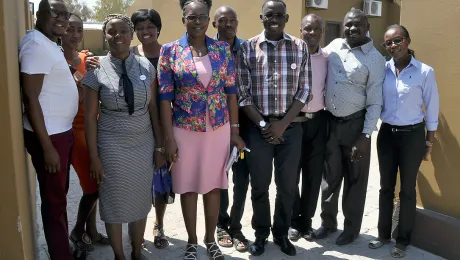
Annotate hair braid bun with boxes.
[179,0,212,10]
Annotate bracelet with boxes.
[154,147,165,153]
[230,124,240,128]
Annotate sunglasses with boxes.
[49,10,72,20]
[184,15,209,22]
[263,13,286,20]
[381,37,405,48]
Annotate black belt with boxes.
[328,110,366,123]
[382,122,425,132]
[298,109,324,120]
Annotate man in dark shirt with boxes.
[212,5,250,252]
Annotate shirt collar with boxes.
[386,55,421,72]
[257,31,293,46]
[179,32,214,49]
[310,46,323,57]
[341,38,374,54]
[214,34,243,52]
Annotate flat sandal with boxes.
[184,243,198,260]
[204,241,224,260]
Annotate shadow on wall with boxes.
[417,113,460,219]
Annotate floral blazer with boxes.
[158,33,237,132]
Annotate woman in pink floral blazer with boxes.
[157,0,244,258]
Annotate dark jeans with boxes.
[218,112,250,237]
[377,123,425,246]
[24,129,74,260]
[320,112,370,235]
[291,111,327,232]
[247,121,302,238]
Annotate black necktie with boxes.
[120,60,134,115]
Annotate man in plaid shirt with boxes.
[237,0,312,257]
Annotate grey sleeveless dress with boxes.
[82,52,155,223]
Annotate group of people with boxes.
[18,0,439,260]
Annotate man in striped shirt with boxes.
[237,0,312,256]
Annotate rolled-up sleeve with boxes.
[363,55,385,134]
[422,68,439,131]
[224,45,237,94]
[157,45,174,101]
[295,47,311,103]
[237,42,253,107]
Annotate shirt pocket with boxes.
[344,59,367,88]
[398,76,423,117]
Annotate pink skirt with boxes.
[172,112,230,194]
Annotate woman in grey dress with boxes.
[83,14,165,260]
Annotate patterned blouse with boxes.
[157,33,237,132]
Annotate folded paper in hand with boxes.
[225,146,239,173]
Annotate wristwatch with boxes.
[425,140,434,147]
[155,147,165,153]
[258,120,267,129]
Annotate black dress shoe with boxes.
[249,237,267,256]
[302,228,315,241]
[314,226,338,239]
[288,227,301,241]
[273,236,296,256]
[336,232,359,246]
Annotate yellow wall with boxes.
[128,0,400,52]
[0,0,36,259]
[79,29,106,54]
[128,0,306,44]
[400,0,460,219]
[306,0,400,53]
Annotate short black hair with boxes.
[131,9,162,35]
[262,0,286,10]
[180,0,212,14]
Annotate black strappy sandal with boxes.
[153,224,169,249]
[204,241,225,260]
[184,243,198,260]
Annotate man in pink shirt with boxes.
[288,13,328,242]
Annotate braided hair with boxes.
[386,24,415,57]
[102,14,135,36]
[180,0,212,14]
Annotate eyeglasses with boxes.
[184,15,209,22]
[49,10,72,20]
[381,37,405,48]
[263,13,286,20]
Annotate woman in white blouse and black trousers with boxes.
[369,25,439,258]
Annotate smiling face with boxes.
[213,7,238,42]
[62,17,83,50]
[39,1,70,39]
[343,12,369,47]
[301,15,323,50]
[135,20,159,45]
[384,27,411,60]
[182,1,210,38]
[261,1,289,40]
[105,19,133,54]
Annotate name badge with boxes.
[291,63,297,70]
[140,75,146,81]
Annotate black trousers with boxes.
[291,110,327,232]
[320,112,370,235]
[377,122,425,246]
[218,112,250,237]
[247,121,302,238]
